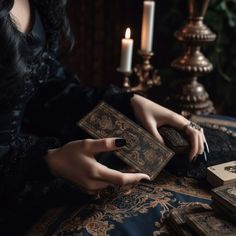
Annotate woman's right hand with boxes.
[44,138,150,195]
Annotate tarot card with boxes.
[212,182,236,211]
[78,102,174,180]
[159,126,190,154]
[186,211,236,236]
[167,203,211,236]
[207,161,236,187]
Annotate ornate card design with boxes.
[186,211,236,236]
[159,126,190,154]
[78,102,174,180]
[207,161,236,187]
[212,182,236,210]
[170,203,211,225]
[167,203,211,236]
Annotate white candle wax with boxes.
[120,28,134,72]
[141,1,155,52]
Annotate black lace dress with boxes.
[0,2,134,234]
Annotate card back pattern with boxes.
[78,102,174,180]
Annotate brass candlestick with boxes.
[168,0,216,115]
[117,51,161,94]
[117,68,133,90]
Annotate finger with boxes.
[203,151,208,162]
[192,155,198,162]
[79,180,111,195]
[204,140,210,153]
[188,131,199,161]
[200,128,209,153]
[202,133,210,153]
[87,180,111,191]
[83,138,126,153]
[143,120,164,144]
[78,186,97,195]
[201,128,206,142]
[86,190,99,196]
[81,188,100,196]
[97,163,150,186]
[198,133,204,155]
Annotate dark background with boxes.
[62,0,236,116]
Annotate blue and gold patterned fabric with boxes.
[26,172,211,236]
[25,115,236,236]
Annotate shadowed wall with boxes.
[62,0,236,116]
[63,0,144,87]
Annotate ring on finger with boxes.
[183,121,202,132]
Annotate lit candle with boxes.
[120,28,134,72]
[141,1,155,52]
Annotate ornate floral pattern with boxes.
[27,172,211,236]
[79,102,174,180]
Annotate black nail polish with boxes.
[115,138,127,147]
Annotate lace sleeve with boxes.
[0,132,61,227]
[0,133,60,199]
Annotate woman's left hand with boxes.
[130,94,205,162]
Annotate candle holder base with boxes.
[118,51,161,95]
[166,78,215,116]
[117,68,133,92]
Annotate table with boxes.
[26,115,236,236]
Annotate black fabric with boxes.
[0,2,134,235]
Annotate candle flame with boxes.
[125,28,131,39]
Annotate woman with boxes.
[0,0,205,234]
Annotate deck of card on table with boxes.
[211,182,236,223]
[166,185,236,236]
[186,211,236,236]
[166,203,212,236]
[207,161,236,187]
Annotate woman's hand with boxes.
[131,94,205,161]
[44,138,150,195]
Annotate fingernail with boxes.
[203,151,208,162]
[145,176,151,181]
[140,175,151,182]
[115,138,127,147]
[204,142,210,153]
[189,156,197,163]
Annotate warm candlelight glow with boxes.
[120,27,134,72]
[125,28,131,39]
[141,1,155,52]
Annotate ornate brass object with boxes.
[117,69,133,90]
[169,0,216,115]
[117,50,161,95]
